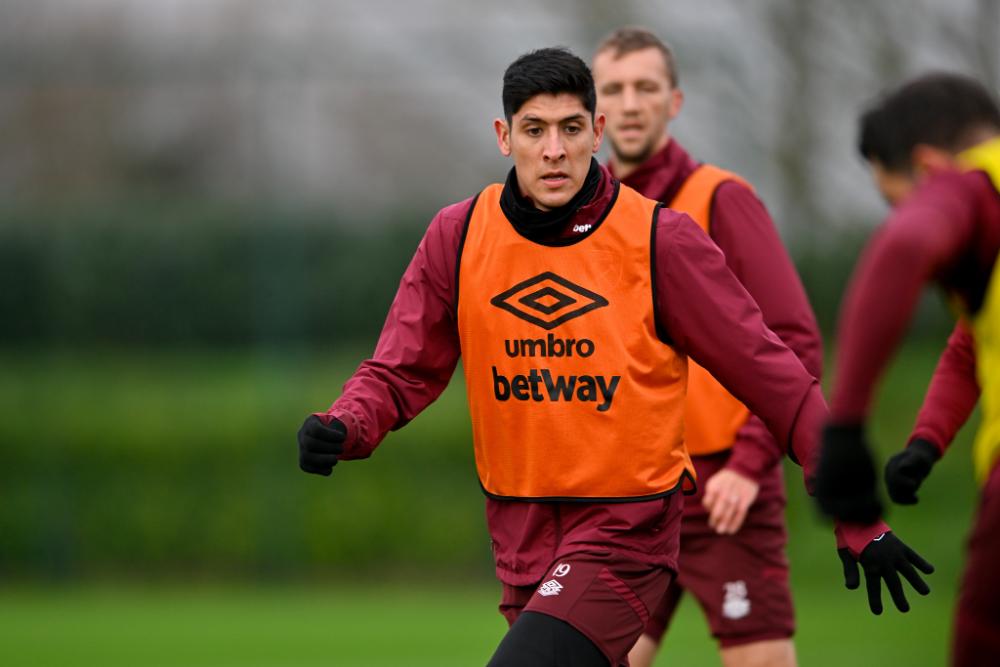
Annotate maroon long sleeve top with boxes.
[909,322,980,455]
[831,168,1000,426]
[323,164,831,585]
[614,140,823,489]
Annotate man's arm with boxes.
[830,172,978,423]
[910,321,980,454]
[710,181,824,480]
[654,208,824,475]
[656,208,934,613]
[884,321,980,504]
[315,199,473,460]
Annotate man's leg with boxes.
[628,634,659,667]
[682,498,796,667]
[720,638,797,667]
[490,551,673,667]
[627,577,683,667]
[952,463,1000,667]
[487,611,610,667]
[492,581,609,666]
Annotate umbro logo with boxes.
[490,272,608,330]
[538,579,564,597]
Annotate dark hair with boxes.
[502,47,596,121]
[595,26,678,88]
[858,72,1000,172]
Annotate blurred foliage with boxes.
[0,340,977,583]
[0,347,490,580]
[0,205,427,347]
[0,205,955,348]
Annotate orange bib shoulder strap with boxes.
[669,164,753,234]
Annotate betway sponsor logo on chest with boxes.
[489,272,621,412]
[492,366,620,412]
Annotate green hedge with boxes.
[1,206,426,346]
[0,350,491,579]
[0,343,979,581]
[1,205,954,347]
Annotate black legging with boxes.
[486,611,611,667]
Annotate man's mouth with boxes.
[618,123,645,136]
[541,172,569,187]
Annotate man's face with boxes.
[868,146,958,207]
[869,161,918,207]
[592,47,682,166]
[494,93,605,211]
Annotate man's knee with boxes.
[720,638,797,667]
[627,633,660,667]
[487,611,610,667]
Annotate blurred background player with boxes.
[592,27,820,667]
[815,72,1000,666]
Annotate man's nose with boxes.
[622,86,639,112]
[542,128,566,161]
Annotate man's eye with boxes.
[565,126,581,134]
[601,85,621,95]
[526,127,542,137]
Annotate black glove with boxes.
[815,423,883,524]
[838,531,934,614]
[298,415,346,476]
[884,438,940,505]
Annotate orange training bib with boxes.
[457,182,693,500]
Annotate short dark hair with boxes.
[595,27,678,88]
[502,47,596,121]
[858,72,1000,172]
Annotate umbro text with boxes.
[504,334,595,358]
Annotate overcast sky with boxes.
[2,0,996,233]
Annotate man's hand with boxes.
[298,415,346,476]
[838,531,934,614]
[815,423,883,524]
[884,438,940,504]
[702,468,759,535]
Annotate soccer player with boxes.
[591,27,819,667]
[814,72,1000,666]
[299,47,928,667]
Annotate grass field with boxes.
[0,340,980,665]
[0,574,960,667]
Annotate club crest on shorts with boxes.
[537,579,564,597]
[722,580,751,620]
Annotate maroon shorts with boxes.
[644,457,794,648]
[953,462,1000,667]
[499,551,675,666]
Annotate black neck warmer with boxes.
[499,158,602,241]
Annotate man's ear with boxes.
[495,118,512,157]
[911,144,957,175]
[668,86,684,120]
[592,113,606,153]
